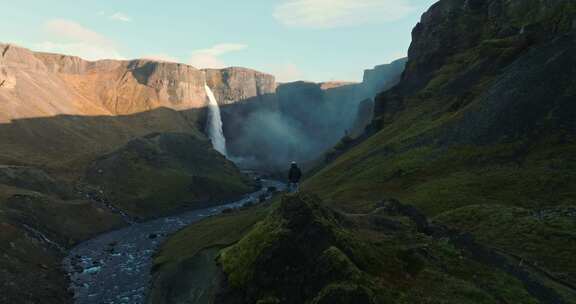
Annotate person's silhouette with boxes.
[288,161,302,193]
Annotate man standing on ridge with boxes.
[288,161,302,193]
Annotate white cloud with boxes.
[274,0,416,29]
[36,19,122,60]
[45,19,112,46]
[109,12,132,22]
[36,41,122,61]
[269,63,304,82]
[188,43,247,69]
[141,53,180,63]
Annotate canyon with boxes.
[150,1,576,303]
[0,42,405,303]
[0,43,403,173]
[3,0,574,302]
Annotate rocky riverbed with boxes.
[63,180,284,304]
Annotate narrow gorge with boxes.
[1,0,575,303]
[0,41,405,303]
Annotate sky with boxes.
[0,0,437,82]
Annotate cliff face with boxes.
[373,0,576,142]
[1,45,201,121]
[205,67,276,105]
[0,44,276,123]
[305,1,576,301]
[402,0,576,92]
[361,58,407,99]
[0,44,277,169]
[309,0,576,215]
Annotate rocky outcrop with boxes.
[349,99,374,138]
[319,81,356,90]
[217,194,380,304]
[373,0,576,142]
[397,0,576,93]
[205,67,276,105]
[361,58,406,98]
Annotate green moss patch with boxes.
[148,203,273,304]
[216,194,552,303]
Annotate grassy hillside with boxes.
[84,132,254,218]
[0,130,254,303]
[306,136,576,215]
[0,183,124,303]
[215,194,565,303]
[298,1,576,302]
[201,1,576,303]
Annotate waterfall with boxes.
[204,83,227,156]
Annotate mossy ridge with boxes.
[153,205,272,271]
[218,194,390,302]
[148,204,273,304]
[217,193,546,303]
[220,217,286,286]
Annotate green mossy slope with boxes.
[148,203,272,304]
[85,132,254,218]
[301,1,576,302]
[216,194,554,303]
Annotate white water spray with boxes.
[204,83,227,156]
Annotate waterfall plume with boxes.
[204,83,227,156]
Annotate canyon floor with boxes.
[64,179,283,304]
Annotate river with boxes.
[63,179,284,304]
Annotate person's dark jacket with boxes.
[288,165,302,183]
